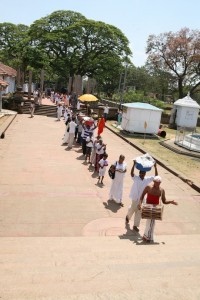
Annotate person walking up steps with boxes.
[138,176,178,243]
[125,160,158,232]
[98,153,108,184]
[57,103,63,121]
[30,101,35,118]
[85,132,94,163]
[109,154,127,207]
[67,116,77,149]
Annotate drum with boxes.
[141,204,164,220]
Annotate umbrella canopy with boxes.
[78,94,98,102]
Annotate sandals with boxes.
[142,236,151,243]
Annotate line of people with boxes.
[58,106,178,243]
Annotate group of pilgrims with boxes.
[58,103,111,185]
[55,101,178,244]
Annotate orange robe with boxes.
[98,117,105,136]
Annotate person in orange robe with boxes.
[97,115,105,136]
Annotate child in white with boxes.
[98,153,108,184]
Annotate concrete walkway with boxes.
[0,114,200,299]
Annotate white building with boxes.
[0,63,17,95]
[121,102,163,134]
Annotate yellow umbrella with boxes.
[78,94,98,102]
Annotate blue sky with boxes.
[1,0,199,67]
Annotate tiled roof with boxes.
[0,78,9,87]
[0,63,17,77]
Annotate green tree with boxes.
[0,22,29,69]
[29,10,132,90]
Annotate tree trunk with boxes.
[28,70,32,100]
[40,69,44,94]
[21,71,25,87]
[17,68,21,87]
[0,88,2,112]
[178,77,183,98]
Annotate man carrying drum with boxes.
[138,176,178,243]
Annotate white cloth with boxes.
[104,107,109,114]
[96,143,105,155]
[63,125,69,143]
[69,121,77,133]
[129,175,154,203]
[30,103,35,117]
[90,141,98,165]
[68,133,74,148]
[57,106,63,119]
[127,201,141,227]
[77,101,81,110]
[143,219,156,242]
[99,159,108,176]
[86,136,94,148]
[135,153,155,169]
[109,161,127,203]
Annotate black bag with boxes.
[108,162,117,179]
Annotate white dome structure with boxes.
[170,93,200,128]
[171,93,200,153]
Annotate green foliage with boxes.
[111,90,165,109]
[27,10,132,87]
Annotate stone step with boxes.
[22,102,57,117]
[0,235,199,299]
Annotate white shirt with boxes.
[99,158,108,168]
[33,90,38,97]
[129,175,155,202]
[57,106,63,113]
[96,143,105,155]
[69,121,77,133]
[86,136,94,148]
[104,107,109,114]
[77,101,81,110]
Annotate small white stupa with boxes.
[169,93,200,128]
[170,93,200,152]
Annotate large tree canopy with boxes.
[0,10,132,92]
[0,22,29,67]
[146,27,200,98]
[28,10,131,82]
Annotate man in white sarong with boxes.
[67,117,77,149]
[138,176,178,243]
[125,160,158,232]
[57,103,63,121]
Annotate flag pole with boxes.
[143,121,147,144]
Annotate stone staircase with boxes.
[22,100,57,117]
[1,235,200,299]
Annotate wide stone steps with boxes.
[0,235,199,299]
[22,101,57,117]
